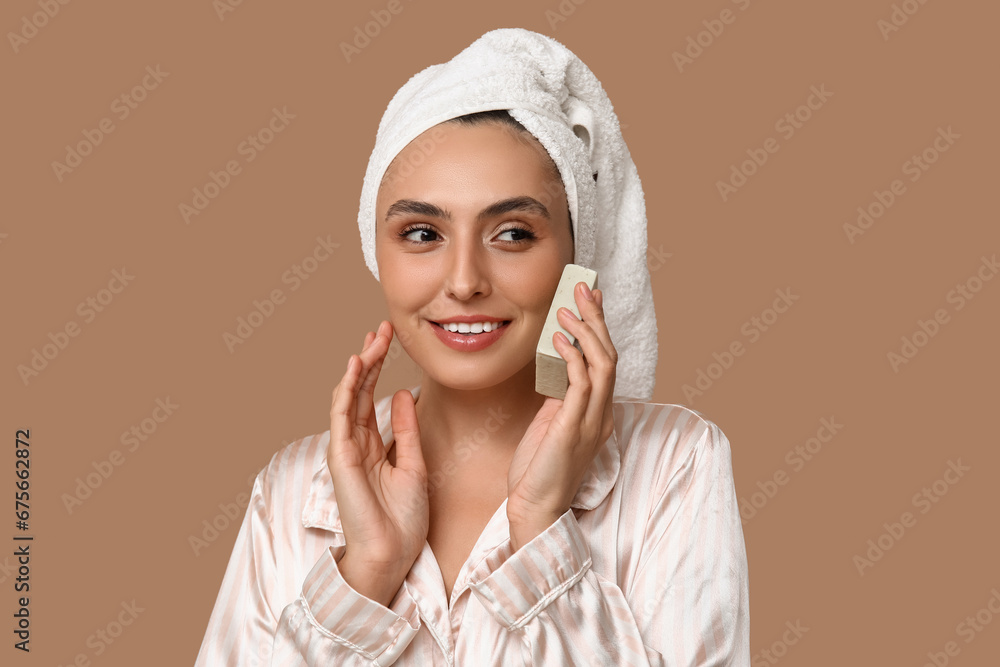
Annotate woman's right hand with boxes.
[327,320,429,590]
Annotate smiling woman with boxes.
[375,115,574,391]
[196,28,749,667]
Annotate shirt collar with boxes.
[302,385,621,532]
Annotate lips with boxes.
[431,320,511,334]
[429,319,511,351]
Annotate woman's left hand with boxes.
[506,281,618,551]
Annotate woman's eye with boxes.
[398,225,536,245]
[400,226,438,243]
[497,227,536,243]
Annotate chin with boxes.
[428,368,509,391]
[419,355,531,392]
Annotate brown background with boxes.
[3,0,998,664]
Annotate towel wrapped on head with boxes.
[357,27,657,402]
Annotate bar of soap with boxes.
[536,264,598,399]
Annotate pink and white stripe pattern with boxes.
[195,386,749,665]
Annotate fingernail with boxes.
[582,282,594,301]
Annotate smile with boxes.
[433,320,510,334]
[429,320,512,351]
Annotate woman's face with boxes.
[375,121,574,392]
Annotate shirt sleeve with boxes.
[467,418,750,666]
[194,474,422,666]
[272,546,422,665]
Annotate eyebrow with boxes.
[384,196,551,224]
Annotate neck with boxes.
[413,362,546,466]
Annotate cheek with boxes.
[380,260,437,311]
[501,270,562,321]
[398,259,443,291]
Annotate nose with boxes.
[443,232,491,300]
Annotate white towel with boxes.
[356,27,657,402]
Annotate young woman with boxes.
[196,32,749,667]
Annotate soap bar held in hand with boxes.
[535,264,598,399]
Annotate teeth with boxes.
[441,321,505,334]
